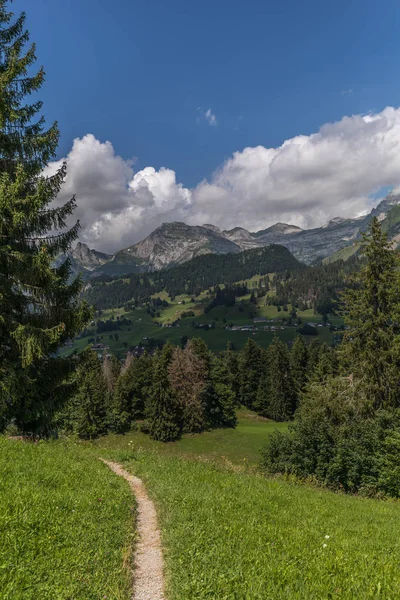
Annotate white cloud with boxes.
[340,88,353,96]
[49,106,400,252]
[205,108,217,127]
[197,107,217,127]
[46,134,191,253]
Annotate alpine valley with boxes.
[66,191,400,277]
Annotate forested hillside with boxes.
[85,244,302,309]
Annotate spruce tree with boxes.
[148,344,181,442]
[112,352,153,432]
[209,354,237,428]
[254,351,270,416]
[340,217,400,410]
[0,3,91,433]
[219,342,240,405]
[306,339,321,376]
[71,350,109,440]
[312,343,338,383]
[239,338,264,409]
[267,336,295,421]
[290,335,308,405]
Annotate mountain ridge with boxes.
[68,192,400,277]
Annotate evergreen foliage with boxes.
[68,350,109,440]
[290,336,308,400]
[262,219,400,498]
[112,352,153,432]
[340,217,400,410]
[84,245,304,309]
[239,339,264,410]
[0,2,91,434]
[147,344,182,442]
[265,336,295,421]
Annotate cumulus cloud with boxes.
[48,107,400,252]
[46,134,191,253]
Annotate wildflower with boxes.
[323,543,327,548]
[325,535,330,539]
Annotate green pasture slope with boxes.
[94,411,400,600]
[0,437,134,600]
[2,413,400,599]
[61,289,342,357]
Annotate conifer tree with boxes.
[112,352,153,432]
[306,339,321,376]
[0,3,91,433]
[312,343,338,383]
[71,350,109,439]
[340,217,400,409]
[219,342,240,405]
[148,344,181,442]
[290,335,308,404]
[239,338,264,409]
[209,354,237,428]
[254,351,270,416]
[267,336,295,421]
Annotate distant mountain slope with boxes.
[71,242,111,270]
[65,191,400,276]
[84,244,303,309]
[97,222,240,276]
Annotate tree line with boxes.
[59,338,237,441]
[58,333,337,441]
[84,245,303,309]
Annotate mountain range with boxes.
[67,191,400,277]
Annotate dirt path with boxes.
[100,459,165,600]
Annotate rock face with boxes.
[70,242,111,271]
[110,222,240,271]
[67,191,400,276]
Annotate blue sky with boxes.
[18,0,400,185]
[13,0,400,250]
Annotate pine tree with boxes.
[148,344,182,442]
[267,336,295,421]
[239,339,264,409]
[340,217,400,410]
[0,3,91,433]
[102,352,120,395]
[290,335,308,405]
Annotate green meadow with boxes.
[0,437,134,600]
[2,411,400,599]
[60,284,341,357]
[94,411,400,600]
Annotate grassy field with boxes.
[94,410,288,468]
[60,291,342,357]
[0,437,134,600]
[3,412,400,599]
[91,412,400,600]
